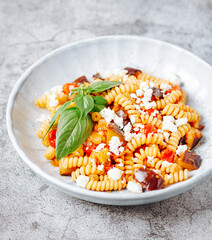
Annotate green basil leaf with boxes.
[56,108,93,160]
[86,81,122,93]
[74,94,94,118]
[91,96,108,112]
[42,100,73,139]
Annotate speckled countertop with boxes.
[0,0,212,239]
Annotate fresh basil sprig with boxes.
[56,108,93,160]
[43,100,73,139]
[44,80,122,160]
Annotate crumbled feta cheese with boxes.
[136,98,141,104]
[162,161,172,167]
[136,89,144,96]
[162,121,177,132]
[143,101,156,110]
[127,181,143,193]
[175,118,188,127]
[96,143,106,151]
[151,110,159,117]
[149,82,155,88]
[130,93,137,99]
[176,145,187,156]
[100,108,115,125]
[107,152,111,156]
[123,122,133,141]
[162,116,177,132]
[119,146,125,153]
[153,169,161,175]
[97,164,104,171]
[130,116,136,124]
[157,129,164,133]
[163,116,175,123]
[139,82,149,91]
[109,136,123,155]
[117,162,124,167]
[36,114,51,123]
[107,167,123,181]
[76,175,89,188]
[160,83,172,92]
[163,132,170,142]
[48,94,59,107]
[114,115,123,129]
[50,85,63,94]
[144,88,153,101]
[167,73,181,85]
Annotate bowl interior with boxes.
[7,36,212,205]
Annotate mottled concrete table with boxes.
[0,0,212,239]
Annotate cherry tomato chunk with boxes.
[62,83,80,94]
[161,149,175,163]
[84,145,96,157]
[48,129,57,148]
[137,124,157,136]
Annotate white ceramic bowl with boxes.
[7,36,212,205]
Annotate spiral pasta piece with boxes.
[138,73,171,85]
[135,145,160,160]
[35,93,49,108]
[146,158,181,173]
[86,178,126,191]
[59,156,92,170]
[156,90,182,109]
[44,146,56,160]
[104,83,137,104]
[127,133,164,152]
[139,113,162,128]
[36,120,50,138]
[163,169,189,185]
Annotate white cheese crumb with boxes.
[123,122,133,141]
[163,132,170,142]
[153,169,161,175]
[107,167,123,181]
[157,129,164,133]
[176,145,187,156]
[136,89,144,96]
[127,181,143,193]
[117,162,124,167]
[97,164,104,171]
[76,175,89,188]
[109,136,123,155]
[107,152,111,156]
[36,114,51,123]
[48,93,59,107]
[143,101,156,110]
[160,83,172,92]
[130,116,136,124]
[100,107,115,125]
[50,85,63,94]
[162,161,172,167]
[175,118,188,127]
[149,82,155,88]
[151,110,159,117]
[162,116,177,132]
[96,143,106,151]
[163,116,175,123]
[167,73,181,85]
[139,82,149,91]
[114,115,123,129]
[130,93,137,99]
[119,146,125,153]
[136,98,141,104]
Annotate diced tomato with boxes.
[145,108,155,116]
[84,145,96,157]
[161,149,175,163]
[137,124,157,136]
[105,164,113,171]
[62,83,80,94]
[165,85,181,94]
[48,129,57,148]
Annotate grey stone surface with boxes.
[0,0,212,239]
